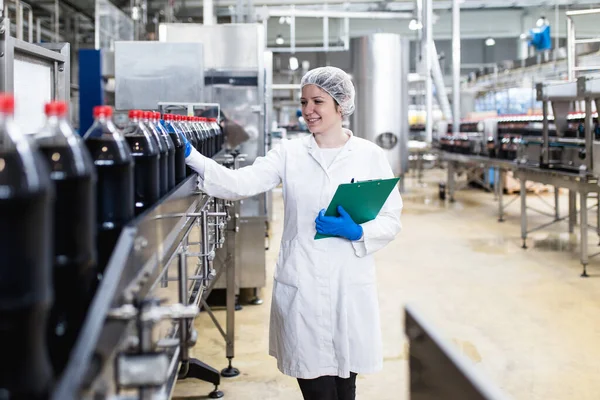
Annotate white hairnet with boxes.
[300,67,355,117]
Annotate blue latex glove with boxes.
[315,206,363,241]
[182,133,192,157]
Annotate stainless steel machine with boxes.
[159,23,273,301]
[0,17,70,133]
[351,33,409,192]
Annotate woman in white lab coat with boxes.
[184,66,403,400]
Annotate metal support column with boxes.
[584,98,593,173]
[567,16,576,81]
[569,190,577,233]
[221,199,239,378]
[542,100,549,166]
[580,191,589,277]
[452,0,460,135]
[498,169,505,222]
[447,161,455,203]
[424,0,433,144]
[521,176,527,249]
[178,246,190,372]
[203,0,214,25]
[554,187,560,221]
[54,0,59,43]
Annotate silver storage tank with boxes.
[351,34,409,189]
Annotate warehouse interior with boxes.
[2,0,600,399]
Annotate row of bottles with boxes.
[0,95,224,399]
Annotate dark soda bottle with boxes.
[177,115,197,151]
[141,111,168,196]
[210,118,224,154]
[83,105,134,275]
[0,94,53,399]
[152,111,175,191]
[124,110,160,215]
[200,117,215,157]
[162,114,186,184]
[36,101,96,376]
[189,116,203,153]
[196,117,207,156]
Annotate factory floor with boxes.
[173,168,600,400]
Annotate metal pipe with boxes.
[203,0,214,25]
[566,8,600,16]
[27,2,31,42]
[452,0,460,135]
[323,15,329,51]
[201,210,210,286]
[554,187,559,221]
[580,191,589,276]
[585,98,593,173]
[569,190,576,233]
[290,10,295,54]
[178,248,189,364]
[15,0,22,40]
[542,100,549,165]
[266,9,411,19]
[343,17,349,50]
[554,0,558,55]
[54,0,59,43]
[567,16,575,81]
[424,0,433,144]
[520,175,527,248]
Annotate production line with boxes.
[437,76,600,277]
[8,0,600,398]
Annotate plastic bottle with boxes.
[83,106,134,274]
[141,111,168,196]
[162,114,186,183]
[0,94,53,399]
[201,117,215,157]
[123,110,160,215]
[178,115,197,151]
[190,116,203,153]
[152,112,175,190]
[36,101,96,376]
[210,118,224,154]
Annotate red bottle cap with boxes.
[153,111,161,120]
[0,94,15,114]
[93,106,113,118]
[142,110,153,120]
[45,101,68,116]
[129,109,142,119]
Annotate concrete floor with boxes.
[173,168,600,400]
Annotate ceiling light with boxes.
[302,60,310,71]
[485,37,495,46]
[285,16,292,24]
[289,56,299,71]
[279,16,286,24]
[408,19,422,31]
[275,35,284,45]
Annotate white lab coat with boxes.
[186,130,403,379]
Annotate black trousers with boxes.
[297,372,357,400]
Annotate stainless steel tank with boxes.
[351,34,409,188]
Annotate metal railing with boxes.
[567,8,600,80]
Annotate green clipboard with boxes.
[315,177,400,240]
